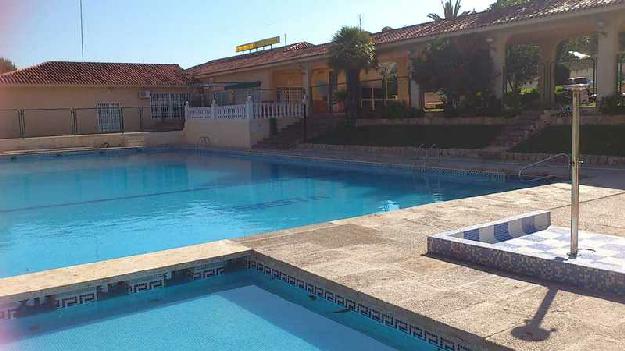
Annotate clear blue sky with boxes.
[1,0,493,69]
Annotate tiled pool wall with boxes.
[428,212,625,297]
[247,254,479,351]
[0,258,241,322]
[189,147,512,183]
[0,251,483,351]
[0,146,513,183]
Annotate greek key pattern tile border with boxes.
[246,258,472,351]
[0,260,229,321]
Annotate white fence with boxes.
[186,98,305,120]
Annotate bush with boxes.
[520,89,540,109]
[505,89,540,111]
[554,86,570,106]
[364,101,424,119]
[599,95,625,115]
[446,93,503,117]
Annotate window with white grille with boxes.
[150,93,190,119]
[96,103,121,132]
[276,87,304,103]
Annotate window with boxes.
[96,102,121,133]
[150,92,190,119]
[213,88,260,105]
[276,87,304,103]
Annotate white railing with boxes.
[253,102,304,119]
[186,97,305,120]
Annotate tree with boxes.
[505,44,539,93]
[328,26,377,121]
[412,36,494,111]
[489,0,530,9]
[0,57,16,74]
[427,0,469,22]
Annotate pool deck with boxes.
[4,146,625,350]
[0,240,250,303]
[234,148,625,350]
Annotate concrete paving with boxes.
[237,149,625,350]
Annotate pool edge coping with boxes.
[0,239,251,303]
[0,243,499,351]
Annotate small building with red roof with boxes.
[0,61,192,138]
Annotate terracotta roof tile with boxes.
[0,61,191,87]
[188,42,329,77]
[190,0,624,77]
[372,0,624,45]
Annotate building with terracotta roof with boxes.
[2,0,625,141]
[0,62,192,138]
[190,0,625,115]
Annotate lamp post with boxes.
[566,84,587,258]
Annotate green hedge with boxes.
[513,125,625,156]
[312,125,502,149]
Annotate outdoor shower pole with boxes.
[568,85,585,258]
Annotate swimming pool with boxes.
[0,148,525,277]
[1,269,438,351]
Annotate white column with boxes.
[488,35,508,100]
[302,64,312,116]
[538,39,559,109]
[407,50,422,109]
[410,80,421,109]
[596,19,620,99]
[245,95,253,119]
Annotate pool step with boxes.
[254,117,343,149]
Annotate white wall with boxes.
[0,131,182,152]
[183,117,300,148]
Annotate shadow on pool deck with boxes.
[510,287,558,343]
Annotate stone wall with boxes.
[299,143,625,167]
[355,114,625,127]
[0,131,182,152]
[355,116,512,127]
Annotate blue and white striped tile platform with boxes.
[499,227,625,274]
[428,212,625,296]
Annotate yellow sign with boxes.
[236,36,280,53]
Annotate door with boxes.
[328,71,338,112]
[96,102,122,133]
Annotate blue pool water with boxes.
[0,149,525,277]
[0,271,437,351]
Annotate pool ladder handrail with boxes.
[415,144,426,167]
[196,136,211,150]
[426,144,441,165]
[517,153,571,181]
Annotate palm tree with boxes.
[328,26,377,122]
[0,57,16,74]
[428,0,468,21]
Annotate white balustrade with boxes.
[185,101,305,120]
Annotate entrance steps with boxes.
[254,116,344,149]
[488,111,551,151]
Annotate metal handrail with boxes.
[427,144,440,164]
[517,153,571,179]
[196,136,211,150]
[415,144,425,166]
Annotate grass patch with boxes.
[513,125,625,157]
[311,125,502,149]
